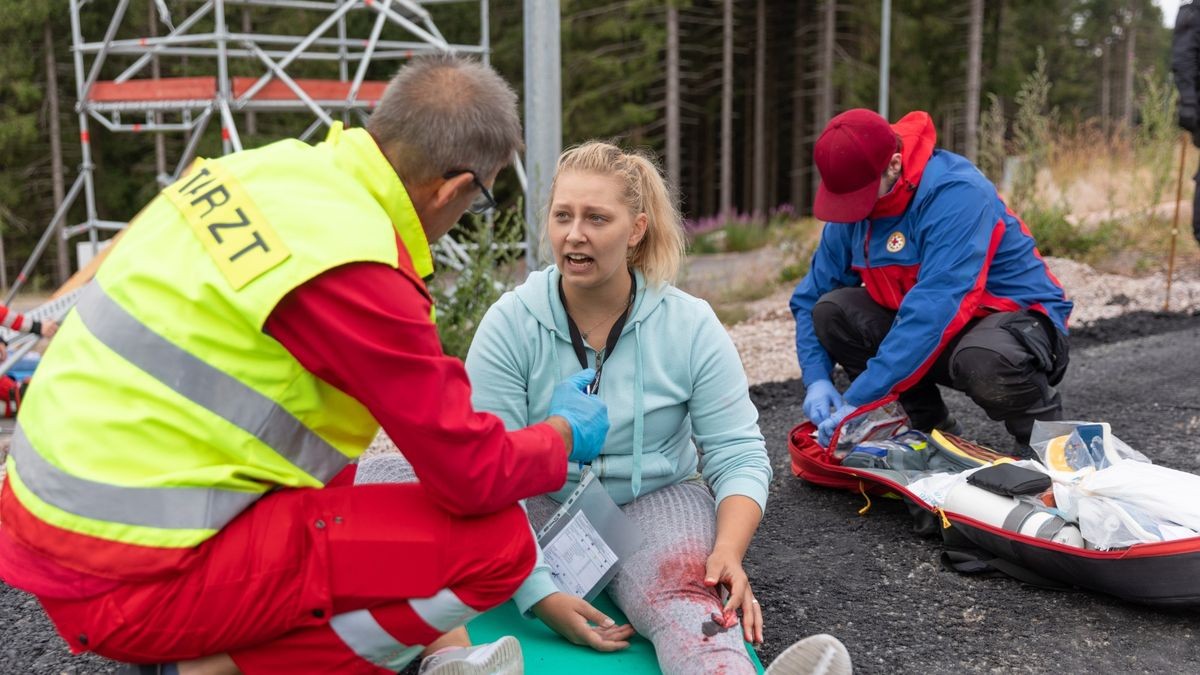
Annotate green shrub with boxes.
[430,206,525,359]
[723,224,771,253]
[686,206,799,254]
[1022,207,1121,259]
[1011,48,1054,213]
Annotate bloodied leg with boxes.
[596,481,754,675]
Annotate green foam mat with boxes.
[468,593,764,674]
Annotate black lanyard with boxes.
[558,267,637,394]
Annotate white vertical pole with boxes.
[215,0,232,154]
[879,0,891,120]
[68,0,101,254]
[523,0,561,272]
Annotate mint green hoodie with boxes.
[465,266,772,614]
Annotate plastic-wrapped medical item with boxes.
[1030,420,1149,473]
[1032,421,1200,549]
[1071,494,1199,550]
[841,430,930,471]
[831,401,910,460]
[1076,461,1200,533]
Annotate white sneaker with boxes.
[417,635,523,675]
[765,634,852,675]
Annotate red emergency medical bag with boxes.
[788,395,1200,607]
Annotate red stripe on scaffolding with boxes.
[80,130,90,144]
[86,77,388,104]
[230,77,388,102]
[90,77,218,102]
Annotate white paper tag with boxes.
[543,511,619,598]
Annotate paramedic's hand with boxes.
[548,368,609,464]
[0,342,6,362]
[803,379,844,425]
[532,592,635,652]
[39,319,59,339]
[705,549,763,646]
[817,402,856,447]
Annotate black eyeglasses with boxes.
[443,169,498,215]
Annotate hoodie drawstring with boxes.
[631,321,645,498]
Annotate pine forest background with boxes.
[0,1,1173,290]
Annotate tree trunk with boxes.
[790,3,808,211]
[44,21,69,284]
[1101,38,1111,132]
[720,0,734,218]
[703,114,716,216]
[744,56,754,213]
[766,20,778,213]
[814,0,836,199]
[964,0,983,163]
[0,235,7,295]
[987,0,1004,73]
[666,4,680,194]
[1123,4,1136,128]
[752,0,767,217]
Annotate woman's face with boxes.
[549,171,647,293]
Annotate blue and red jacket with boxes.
[790,112,1073,407]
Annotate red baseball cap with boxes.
[813,109,898,222]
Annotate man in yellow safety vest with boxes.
[0,54,609,675]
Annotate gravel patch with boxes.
[728,256,1200,387]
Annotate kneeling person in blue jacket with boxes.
[791,109,1073,456]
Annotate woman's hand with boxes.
[704,546,763,646]
[39,319,59,339]
[532,592,636,652]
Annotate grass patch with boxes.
[708,277,785,326]
[689,223,771,254]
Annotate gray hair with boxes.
[367,54,523,185]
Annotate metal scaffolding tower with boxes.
[7,0,494,305]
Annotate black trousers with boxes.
[812,287,1069,447]
[1192,167,1200,244]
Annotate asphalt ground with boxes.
[2,310,1199,674]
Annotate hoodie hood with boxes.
[513,266,670,339]
[870,110,938,219]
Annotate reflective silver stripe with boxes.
[410,588,476,633]
[8,425,260,531]
[329,609,423,670]
[1035,515,1068,540]
[76,281,348,483]
[1001,502,1036,532]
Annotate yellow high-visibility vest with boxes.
[8,123,434,550]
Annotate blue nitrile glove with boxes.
[548,368,610,464]
[817,402,856,447]
[803,379,845,426]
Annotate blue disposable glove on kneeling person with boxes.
[548,368,610,464]
[817,402,856,447]
[803,379,844,426]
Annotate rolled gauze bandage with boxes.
[944,481,1084,548]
